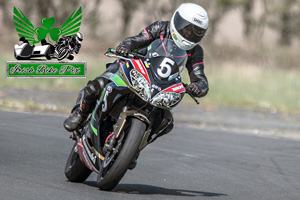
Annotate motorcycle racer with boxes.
[64,3,209,136]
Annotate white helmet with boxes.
[76,32,84,44]
[170,3,209,50]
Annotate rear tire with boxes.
[97,118,146,191]
[64,142,92,182]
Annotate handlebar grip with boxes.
[107,48,116,54]
[128,53,135,59]
[131,53,144,59]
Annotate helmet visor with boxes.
[173,12,206,43]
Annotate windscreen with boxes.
[145,38,187,66]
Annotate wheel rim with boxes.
[99,133,125,180]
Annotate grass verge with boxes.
[182,61,300,113]
[1,52,300,114]
[0,98,69,113]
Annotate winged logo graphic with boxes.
[13,7,82,45]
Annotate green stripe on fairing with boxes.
[99,87,106,101]
[92,110,96,121]
[110,73,126,86]
[90,123,98,136]
[92,100,101,121]
[90,89,106,136]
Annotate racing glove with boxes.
[116,45,131,57]
[186,82,208,98]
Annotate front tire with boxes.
[97,118,147,191]
[64,142,92,182]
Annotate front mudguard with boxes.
[114,110,150,138]
[113,110,151,150]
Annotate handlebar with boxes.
[105,48,144,59]
[182,83,200,105]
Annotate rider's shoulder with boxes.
[194,44,203,51]
[187,44,204,55]
[148,20,169,28]
[146,21,170,38]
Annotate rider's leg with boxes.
[63,77,107,131]
[63,62,119,132]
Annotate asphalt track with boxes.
[0,110,300,200]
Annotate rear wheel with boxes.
[64,142,92,182]
[97,118,147,191]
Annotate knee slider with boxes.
[83,84,99,103]
[87,80,100,92]
[85,77,109,100]
[95,76,109,90]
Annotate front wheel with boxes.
[97,118,147,191]
[64,142,92,182]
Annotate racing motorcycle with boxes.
[64,38,199,191]
[53,37,76,61]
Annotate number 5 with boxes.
[157,58,174,78]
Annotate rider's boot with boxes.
[63,61,118,132]
[64,77,108,132]
[64,85,97,132]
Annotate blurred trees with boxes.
[85,0,101,37]
[1,0,300,46]
[242,0,254,37]
[0,0,12,28]
[119,0,145,36]
[202,0,240,39]
[267,0,300,45]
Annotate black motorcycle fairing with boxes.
[148,108,173,139]
[119,57,184,104]
[88,80,132,149]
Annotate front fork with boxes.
[113,107,151,150]
[112,106,174,150]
